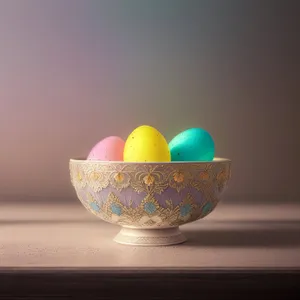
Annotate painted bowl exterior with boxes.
[69,159,231,228]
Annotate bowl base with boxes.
[113,227,187,246]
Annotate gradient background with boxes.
[0,0,298,202]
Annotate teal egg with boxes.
[169,128,215,162]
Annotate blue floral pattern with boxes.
[144,202,157,214]
[180,204,192,217]
[110,203,122,216]
[90,202,100,212]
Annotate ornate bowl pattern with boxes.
[70,158,231,246]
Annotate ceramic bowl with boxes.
[69,158,231,246]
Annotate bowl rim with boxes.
[69,157,231,164]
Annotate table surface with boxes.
[1,199,300,269]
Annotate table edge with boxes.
[1,267,300,298]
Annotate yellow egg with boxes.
[124,125,171,162]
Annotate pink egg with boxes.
[87,136,125,161]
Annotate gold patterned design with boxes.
[164,199,180,225]
[109,171,130,191]
[114,172,124,182]
[81,163,109,192]
[168,169,191,192]
[70,160,231,195]
[88,171,108,192]
[215,163,231,193]
[199,171,210,181]
[70,159,231,228]
[190,164,214,192]
[173,171,184,183]
[129,165,170,194]
[143,174,155,186]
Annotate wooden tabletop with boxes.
[1,199,300,268]
[1,198,299,298]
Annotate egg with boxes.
[123,125,171,162]
[169,128,215,162]
[87,136,125,161]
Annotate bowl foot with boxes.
[113,227,186,246]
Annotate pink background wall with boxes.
[0,1,298,201]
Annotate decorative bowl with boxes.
[69,158,231,246]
